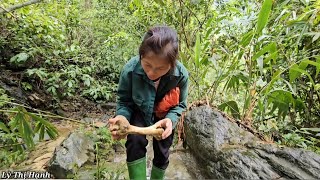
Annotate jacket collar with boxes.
[133,56,180,77]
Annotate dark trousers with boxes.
[125,111,174,170]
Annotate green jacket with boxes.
[116,56,189,128]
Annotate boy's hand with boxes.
[154,118,173,140]
[108,115,128,140]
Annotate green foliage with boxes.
[0,149,27,169]
[21,82,33,91]
[194,32,201,68]
[218,101,240,119]
[82,83,115,101]
[126,0,320,152]
[0,89,59,168]
[95,141,124,180]
[95,127,126,179]
[95,162,124,180]
[0,88,11,107]
[256,0,272,34]
[280,128,320,153]
[9,52,29,66]
[0,106,59,149]
[75,126,125,179]
[0,0,138,102]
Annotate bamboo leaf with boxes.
[34,121,42,133]
[312,32,320,42]
[299,60,309,70]
[154,0,165,6]
[0,122,10,133]
[289,64,300,82]
[218,101,241,119]
[301,60,320,67]
[194,32,201,68]
[317,58,320,76]
[256,0,273,34]
[252,42,277,61]
[290,67,315,86]
[28,113,53,128]
[301,59,320,76]
[23,119,34,148]
[205,27,213,39]
[205,17,215,28]
[16,112,24,139]
[46,127,58,139]
[263,51,278,65]
[203,42,210,52]
[240,30,254,48]
[268,89,293,119]
[283,79,296,95]
[133,0,142,8]
[28,113,59,137]
[288,59,309,83]
[263,70,282,94]
[39,125,45,141]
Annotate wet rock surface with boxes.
[46,132,95,179]
[146,137,203,180]
[184,105,320,179]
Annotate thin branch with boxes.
[0,6,17,18]
[178,0,191,48]
[180,0,201,26]
[0,109,107,128]
[0,0,43,14]
[263,116,277,121]
[0,142,25,148]
[2,100,57,117]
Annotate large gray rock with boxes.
[47,132,95,179]
[184,105,320,179]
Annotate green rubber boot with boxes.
[127,157,147,180]
[150,165,165,180]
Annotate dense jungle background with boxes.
[0,0,319,177]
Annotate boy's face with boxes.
[141,52,171,81]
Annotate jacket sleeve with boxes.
[165,73,189,128]
[115,66,134,121]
